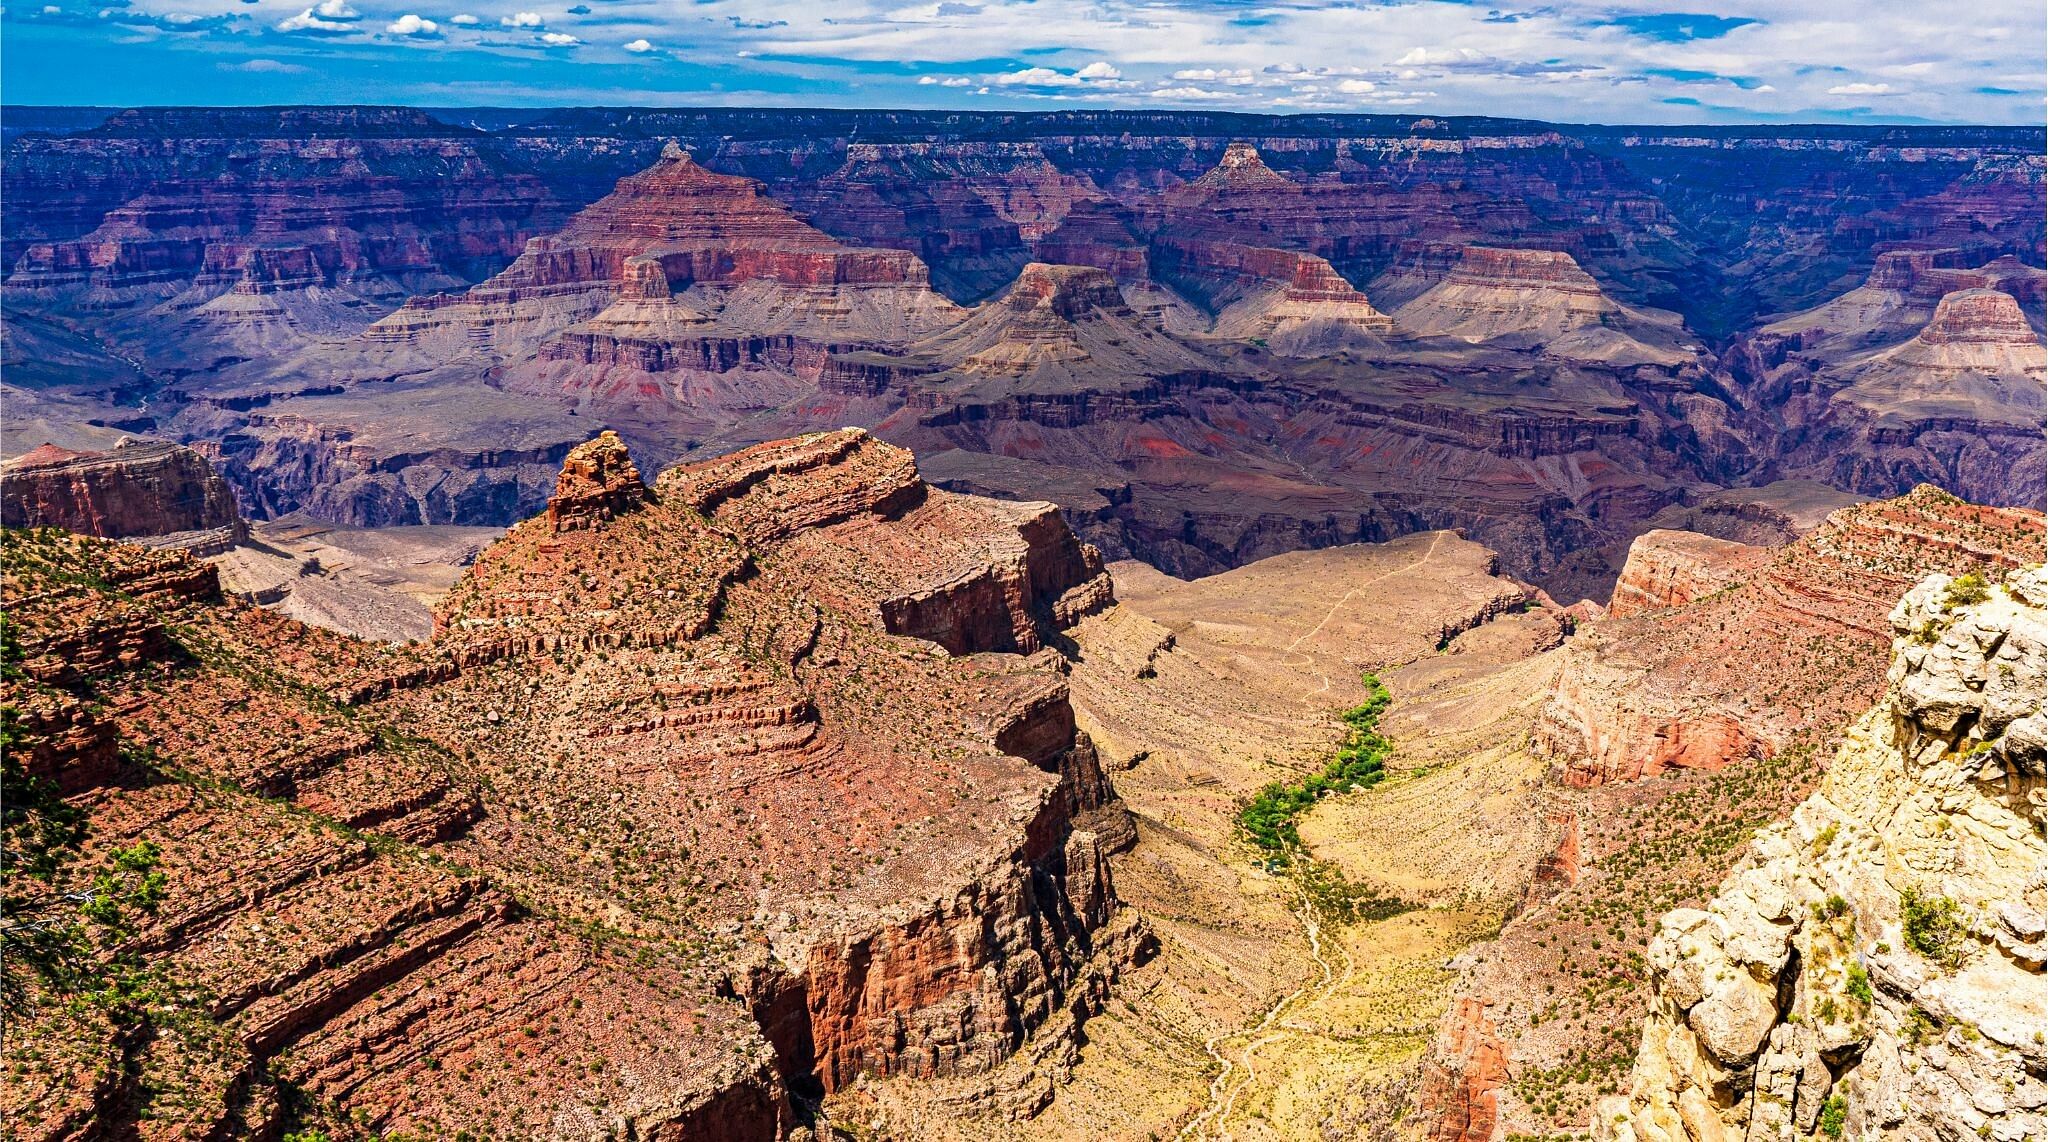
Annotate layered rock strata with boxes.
[1536,487,2046,786]
[1598,565,2048,1142]
[3,428,1138,1139]
[1,437,245,552]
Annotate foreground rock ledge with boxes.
[2,428,1140,1140]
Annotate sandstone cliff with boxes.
[1598,564,2048,1142]
[1,437,245,552]
[1536,488,2046,786]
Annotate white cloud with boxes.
[539,31,579,45]
[1149,85,1228,100]
[501,10,541,28]
[1826,82,1896,95]
[1075,61,1120,79]
[386,13,436,35]
[1395,46,1486,67]
[623,38,653,52]
[448,12,477,24]
[1335,78,1375,93]
[1173,67,1254,85]
[276,0,358,33]
[990,66,1083,86]
[220,58,306,73]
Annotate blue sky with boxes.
[2,0,2041,124]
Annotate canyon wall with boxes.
[1599,565,2047,1142]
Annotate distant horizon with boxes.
[2,1,2042,127]
[4,103,2042,135]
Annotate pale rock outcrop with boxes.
[1598,565,2048,1142]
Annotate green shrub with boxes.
[1843,962,1873,1005]
[1237,674,1393,863]
[1819,1094,1847,1139]
[1941,572,1990,610]
[1900,887,1967,967]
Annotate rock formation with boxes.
[369,142,962,353]
[1393,246,1699,366]
[1598,564,2048,1142]
[1536,487,2046,786]
[544,429,647,532]
[1,437,245,552]
[1606,530,1772,619]
[5,107,2041,599]
[2,429,1140,1139]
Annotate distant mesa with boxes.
[368,140,963,352]
[1,437,246,554]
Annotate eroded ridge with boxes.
[1600,565,2048,1142]
[3,427,1142,1139]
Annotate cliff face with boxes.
[1599,565,2048,1142]
[1536,488,2047,786]
[1,438,245,551]
[2,429,1138,1139]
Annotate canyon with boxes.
[3,109,2041,602]
[4,105,2046,1142]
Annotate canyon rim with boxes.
[3,5,2046,1140]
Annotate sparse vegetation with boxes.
[1941,572,1990,610]
[1820,1093,1848,1139]
[1900,887,1967,967]
[1238,674,1392,861]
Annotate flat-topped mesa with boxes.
[1006,261,1132,321]
[1393,245,1628,343]
[1443,246,1608,296]
[1606,529,1770,619]
[543,430,648,533]
[1913,286,2040,345]
[1,438,246,553]
[1878,287,2046,377]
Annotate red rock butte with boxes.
[1,427,1144,1138]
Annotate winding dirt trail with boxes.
[1177,533,1444,1140]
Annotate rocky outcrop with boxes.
[1598,565,2048,1142]
[1607,530,1770,619]
[3,429,1139,1139]
[544,430,648,532]
[1537,487,2046,785]
[1422,997,1512,1142]
[2,437,245,551]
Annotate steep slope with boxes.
[1537,487,2046,786]
[1599,566,2048,1142]
[1,428,1140,1139]
[369,142,962,353]
[1392,246,1701,367]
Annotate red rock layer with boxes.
[1,438,244,547]
[3,428,1140,1138]
[1604,529,1769,619]
[1535,486,2047,785]
[544,429,647,532]
[1421,998,1510,1142]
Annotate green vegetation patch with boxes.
[1238,674,1393,861]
